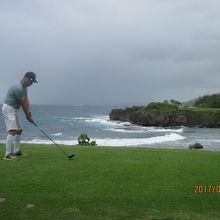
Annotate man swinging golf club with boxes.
[2,72,37,160]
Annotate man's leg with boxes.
[14,112,23,155]
[5,130,17,156]
[14,130,22,154]
[2,103,20,158]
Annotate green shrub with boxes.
[78,133,90,145]
[78,133,97,146]
[194,93,220,108]
[90,141,97,146]
[147,102,178,112]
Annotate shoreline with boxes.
[1,142,220,153]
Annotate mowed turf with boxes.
[0,144,220,220]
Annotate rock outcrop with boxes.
[189,143,204,149]
[109,103,220,128]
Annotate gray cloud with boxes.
[0,0,220,105]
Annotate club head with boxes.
[68,154,75,159]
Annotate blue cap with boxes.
[24,72,38,83]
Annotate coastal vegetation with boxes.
[193,93,220,108]
[109,94,220,128]
[0,144,220,220]
[78,133,97,146]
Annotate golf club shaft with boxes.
[32,121,70,158]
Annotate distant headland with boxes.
[109,93,220,128]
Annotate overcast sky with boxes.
[0,0,220,105]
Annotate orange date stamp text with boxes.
[194,185,220,193]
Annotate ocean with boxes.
[1,104,220,151]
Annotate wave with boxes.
[7,133,185,147]
[57,115,183,134]
[74,115,184,134]
[147,127,184,133]
[107,126,184,134]
[51,132,63,136]
[74,116,126,127]
[20,139,78,146]
[107,127,148,133]
[95,133,185,146]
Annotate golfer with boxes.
[2,72,38,160]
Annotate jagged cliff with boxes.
[109,102,220,128]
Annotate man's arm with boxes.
[22,95,34,123]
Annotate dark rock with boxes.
[109,107,186,127]
[189,143,203,149]
[109,103,220,128]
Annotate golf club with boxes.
[32,121,75,159]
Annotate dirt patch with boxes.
[0,198,7,203]
[26,204,35,208]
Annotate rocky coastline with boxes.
[109,103,220,128]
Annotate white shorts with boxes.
[2,103,23,131]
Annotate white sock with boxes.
[14,135,21,153]
[6,134,16,156]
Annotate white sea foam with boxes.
[51,132,63,136]
[76,115,185,134]
[75,116,123,127]
[107,126,184,134]
[21,139,78,146]
[95,133,185,146]
[147,127,184,133]
[18,133,185,147]
[107,128,147,133]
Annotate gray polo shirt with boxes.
[4,81,27,109]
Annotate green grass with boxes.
[0,144,220,220]
[185,107,220,113]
